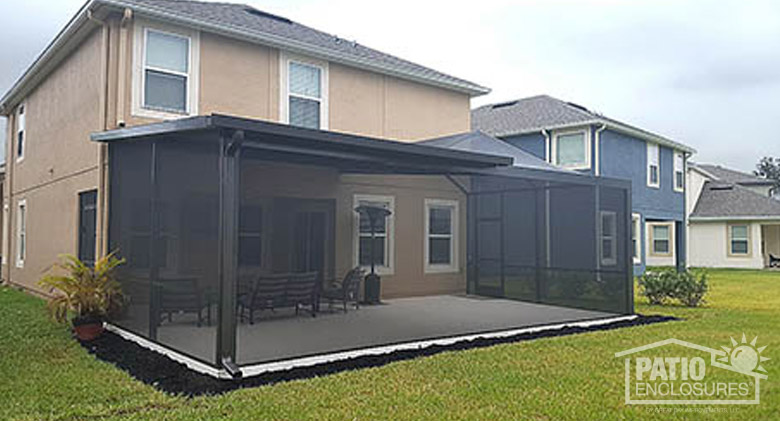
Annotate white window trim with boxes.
[647,142,660,188]
[132,20,200,120]
[16,103,25,163]
[2,204,9,266]
[673,151,685,193]
[424,199,459,274]
[353,194,394,276]
[648,221,674,257]
[279,51,329,130]
[600,211,617,266]
[727,224,751,257]
[631,213,642,264]
[16,199,26,269]
[550,128,591,170]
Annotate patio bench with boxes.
[239,272,320,324]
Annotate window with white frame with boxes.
[728,224,750,256]
[16,200,26,268]
[553,131,589,169]
[283,54,328,130]
[133,22,199,119]
[600,211,617,266]
[425,199,458,272]
[16,104,25,161]
[674,151,685,192]
[631,213,641,264]
[354,195,394,274]
[649,223,672,256]
[647,143,660,187]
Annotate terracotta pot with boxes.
[72,317,104,341]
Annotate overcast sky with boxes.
[1,0,779,171]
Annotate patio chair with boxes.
[770,254,780,268]
[286,272,320,317]
[239,273,289,324]
[155,277,207,327]
[321,267,365,312]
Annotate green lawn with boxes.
[1,269,778,420]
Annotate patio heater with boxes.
[354,205,392,304]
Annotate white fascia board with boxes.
[689,216,780,222]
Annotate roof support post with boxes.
[624,184,635,314]
[216,129,242,377]
[147,141,160,340]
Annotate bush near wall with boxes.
[638,268,708,307]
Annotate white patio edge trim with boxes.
[108,314,638,380]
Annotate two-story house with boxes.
[687,163,780,269]
[472,95,696,274]
[0,0,634,375]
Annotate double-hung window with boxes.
[647,143,660,188]
[16,200,26,268]
[133,22,198,119]
[649,223,672,256]
[600,211,617,266]
[16,104,25,161]
[728,225,750,256]
[285,57,327,130]
[144,30,190,113]
[354,195,394,274]
[631,213,641,264]
[553,130,589,169]
[674,151,685,192]
[425,199,458,272]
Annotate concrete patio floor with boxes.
[155,294,615,366]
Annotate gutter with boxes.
[1,0,489,113]
[689,215,780,222]
[494,120,696,155]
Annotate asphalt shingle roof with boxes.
[108,0,488,94]
[471,95,695,153]
[418,131,568,172]
[690,181,780,219]
[693,163,774,186]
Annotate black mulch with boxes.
[80,314,677,396]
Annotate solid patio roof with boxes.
[91,114,514,174]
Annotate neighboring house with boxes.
[687,163,780,269]
[472,95,697,274]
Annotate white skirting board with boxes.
[106,314,639,380]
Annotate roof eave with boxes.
[690,215,780,222]
[492,119,696,154]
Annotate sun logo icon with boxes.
[718,334,770,374]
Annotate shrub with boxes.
[638,269,708,307]
[672,270,708,307]
[638,270,677,305]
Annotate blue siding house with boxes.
[472,95,696,274]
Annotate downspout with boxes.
[541,129,551,163]
[116,8,132,128]
[88,9,111,258]
[594,123,607,177]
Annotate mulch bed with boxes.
[81,314,677,396]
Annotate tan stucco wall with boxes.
[3,28,104,292]
[240,162,467,299]
[763,224,780,265]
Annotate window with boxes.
[16,200,26,268]
[728,224,750,256]
[552,130,589,169]
[354,195,394,274]
[631,213,641,264]
[133,22,199,119]
[281,53,328,130]
[649,223,673,256]
[425,199,458,273]
[647,143,660,188]
[600,211,617,266]
[239,205,263,267]
[674,151,684,192]
[16,104,25,161]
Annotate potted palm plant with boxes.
[38,253,126,341]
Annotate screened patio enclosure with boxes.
[94,114,633,377]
